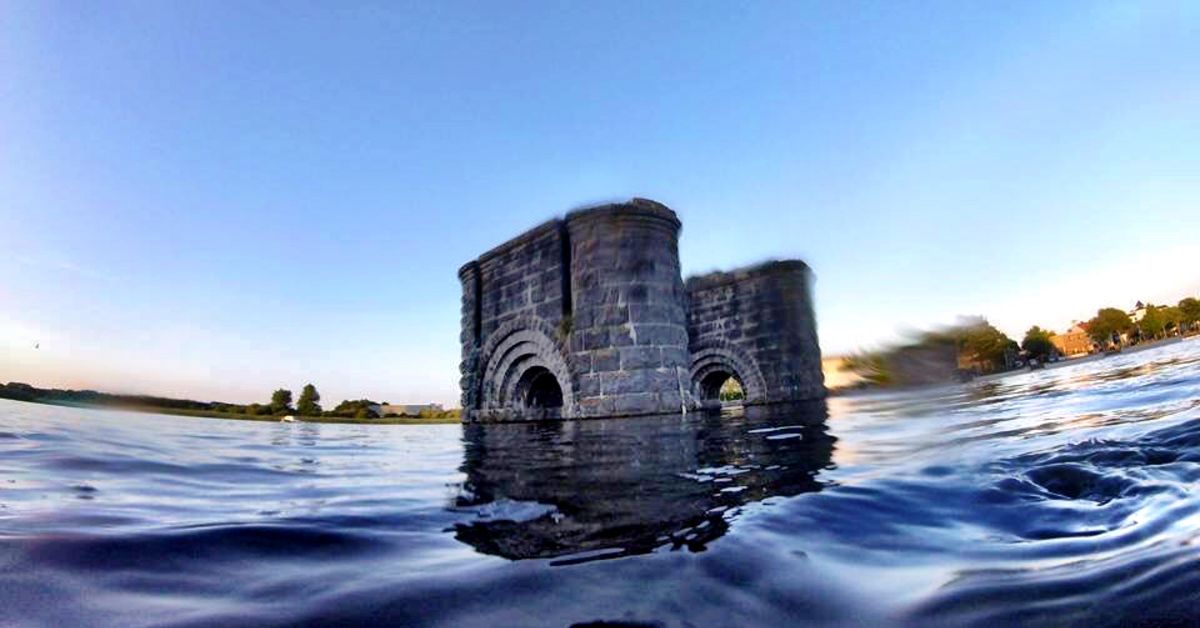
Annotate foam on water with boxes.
[3,341,1200,626]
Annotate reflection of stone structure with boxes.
[458,198,824,423]
[452,402,834,563]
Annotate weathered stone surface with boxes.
[685,261,825,406]
[620,346,660,370]
[591,348,620,373]
[458,199,824,423]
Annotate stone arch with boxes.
[476,315,577,418]
[689,340,767,405]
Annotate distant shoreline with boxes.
[828,335,1196,396]
[4,397,461,425]
[973,334,1192,384]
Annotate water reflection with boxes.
[452,401,835,564]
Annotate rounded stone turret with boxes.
[457,261,482,411]
[564,199,698,417]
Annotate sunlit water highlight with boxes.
[4,340,1200,626]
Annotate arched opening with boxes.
[718,377,745,403]
[474,319,578,421]
[525,368,564,409]
[690,342,766,409]
[514,365,564,418]
[698,370,744,406]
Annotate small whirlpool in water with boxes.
[3,341,1200,626]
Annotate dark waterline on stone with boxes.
[3,341,1200,626]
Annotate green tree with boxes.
[296,384,322,416]
[245,403,270,416]
[1139,306,1166,339]
[1086,308,1133,345]
[330,399,380,419]
[270,388,294,415]
[1178,297,1200,330]
[958,320,1013,372]
[1161,306,1183,334]
[1021,326,1055,361]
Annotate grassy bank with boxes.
[20,398,461,425]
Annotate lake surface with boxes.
[4,340,1200,627]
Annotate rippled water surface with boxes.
[5,340,1200,627]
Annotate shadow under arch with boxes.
[475,315,577,421]
[451,399,834,564]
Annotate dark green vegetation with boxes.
[957,322,1017,371]
[1085,299,1198,346]
[1021,326,1055,361]
[717,378,745,402]
[1132,305,1180,340]
[0,382,459,424]
[1180,298,1200,326]
[843,317,1018,387]
[330,399,381,419]
[270,389,294,415]
[1087,308,1134,344]
[843,293,1200,390]
[296,384,321,416]
[240,386,459,420]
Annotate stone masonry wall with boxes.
[475,220,569,340]
[459,219,573,421]
[565,200,697,418]
[460,199,825,423]
[686,261,825,405]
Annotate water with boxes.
[4,341,1200,627]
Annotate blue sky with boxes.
[2,2,1198,406]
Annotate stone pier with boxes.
[458,198,824,422]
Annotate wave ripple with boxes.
[3,341,1200,626]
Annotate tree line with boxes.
[232,384,459,419]
[843,317,1020,386]
[843,295,1200,388]
[0,379,459,421]
[1087,298,1200,345]
[1020,297,1200,361]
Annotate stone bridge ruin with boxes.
[458,199,824,422]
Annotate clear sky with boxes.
[2,2,1198,406]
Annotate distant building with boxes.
[1051,322,1093,357]
[1129,301,1148,323]
[380,403,444,417]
